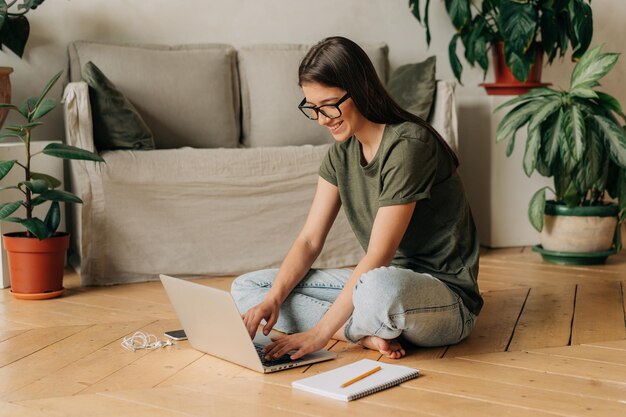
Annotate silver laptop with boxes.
[159,274,337,373]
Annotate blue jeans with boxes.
[231,266,476,346]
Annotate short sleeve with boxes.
[378,135,437,206]
[319,144,339,186]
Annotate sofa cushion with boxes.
[239,43,389,148]
[81,61,155,151]
[68,41,240,149]
[387,56,437,120]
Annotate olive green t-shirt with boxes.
[319,121,483,316]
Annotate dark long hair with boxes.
[299,36,458,167]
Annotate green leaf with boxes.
[542,108,564,171]
[43,201,60,235]
[19,97,38,118]
[569,104,586,162]
[31,172,61,189]
[448,34,463,84]
[31,98,55,120]
[0,14,29,58]
[19,179,48,194]
[0,201,22,220]
[31,71,63,121]
[0,132,23,142]
[0,159,16,181]
[570,1,593,60]
[424,0,432,45]
[0,2,7,32]
[444,0,470,30]
[596,91,626,121]
[494,88,559,113]
[499,1,537,49]
[528,187,547,232]
[570,45,619,91]
[593,114,626,168]
[563,181,581,207]
[0,103,18,111]
[42,143,104,162]
[540,4,558,62]
[506,135,516,158]
[523,127,541,177]
[5,217,49,239]
[38,189,83,204]
[569,88,598,100]
[527,99,561,134]
[496,100,544,144]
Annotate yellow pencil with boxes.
[340,365,382,388]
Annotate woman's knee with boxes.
[352,267,406,311]
[230,269,278,304]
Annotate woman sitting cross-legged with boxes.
[231,36,483,360]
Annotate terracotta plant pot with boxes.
[480,43,550,96]
[3,232,70,300]
[0,67,13,130]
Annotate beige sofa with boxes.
[63,41,458,286]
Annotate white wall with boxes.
[2,0,622,142]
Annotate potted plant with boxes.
[0,0,47,130]
[0,70,104,299]
[409,0,593,94]
[495,45,626,264]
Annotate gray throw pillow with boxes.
[387,56,437,120]
[81,61,155,151]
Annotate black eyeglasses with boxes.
[298,93,351,120]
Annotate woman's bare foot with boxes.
[360,336,406,359]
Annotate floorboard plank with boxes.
[572,282,626,345]
[507,285,575,351]
[0,321,154,398]
[460,350,626,384]
[174,375,434,417]
[0,325,90,368]
[414,357,626,401]
[404,369,625,417]
[16,393,190,417]
[583,339,626,350]
[0,328,29,343]
[4,319,165,402]
[527,344,626,366]
[443,288,529,357]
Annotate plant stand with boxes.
[0,141,66,289]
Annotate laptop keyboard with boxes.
[254,343,296,367]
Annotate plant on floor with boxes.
[409,0,593,83]
[0,70,104,239]
[0,0,46,58]
[495,45,626,252]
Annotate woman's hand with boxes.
[263,327,329,360]
[242,298,280,339]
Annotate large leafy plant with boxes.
[0,0,45,58]
[495,45,626,235]
[0,70,104,239]
[409,0,593,83]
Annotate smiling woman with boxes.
[230,36,482,360]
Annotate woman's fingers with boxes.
[263,312,277,336]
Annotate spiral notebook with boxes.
[291,358,419,401]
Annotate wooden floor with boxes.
[1,247,625,416]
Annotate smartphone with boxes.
[164,329,187,341]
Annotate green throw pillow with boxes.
[387,56,437,121]
[81,61,155,151]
